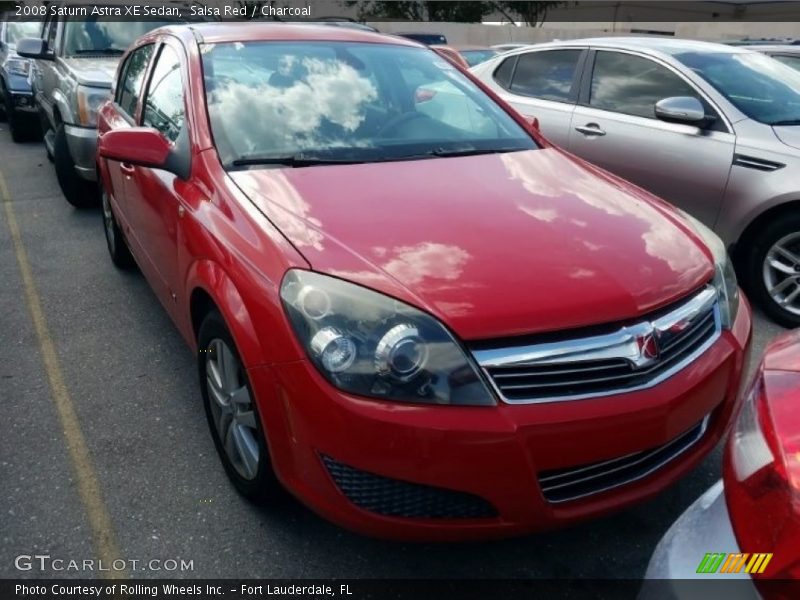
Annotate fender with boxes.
[50,87,75,126]
[184,259,268,369]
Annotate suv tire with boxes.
[54,123,97,208]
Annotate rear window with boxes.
[509,50,582,102]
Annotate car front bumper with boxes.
[249,296,752,540]
[5,89,37,113]
[64,124,98,181]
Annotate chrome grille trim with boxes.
[472,286,721,404]
[538,415,710,503]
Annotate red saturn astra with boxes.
[96,23,751,540]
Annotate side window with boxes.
[492,55,517,89]
[143,45,184,143]
[590,51,701,119]
[508,50,581,102]
[116,44,154,119]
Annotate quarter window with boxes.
[143,45,184,142]
[590,51,700,119]
[508,50,581,102]
[116,44,154,119]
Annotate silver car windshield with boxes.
[6,21,41,45]
[676,51,800,126]
[62,17,181,56]
[201,41,536,168]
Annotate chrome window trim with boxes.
[473,286,721,404]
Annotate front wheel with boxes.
[744,213,800,327]
[101,183,135,269]
[198,311,281,503]
[53,123,97,208]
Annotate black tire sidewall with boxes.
[744,213,800,328]
[54,123,97,208]
[197,311,278,503]
[100,181,135,269]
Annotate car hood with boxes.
[773,125,800,151]
[230,149,713,340]
[60,57,118,88]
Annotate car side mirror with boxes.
[16,37,53,60]
[98,127,188,179]
[654,96,707,125]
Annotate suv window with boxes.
[143,45,184,142]
[508,50,581,102]
[590,51,700,119]
[117,44,154,119]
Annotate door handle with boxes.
[575,123,606,137]
[120,162,135,177]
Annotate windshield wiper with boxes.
[769,119,800,126]
[72,48,125,55]
[409,146,526,159]
[230,154,367,168]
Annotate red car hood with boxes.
[230,148,713,340]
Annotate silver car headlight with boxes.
[5,57,30,77]
[681,212,739,329]
[280,270,495,406]
[76,85,109,127]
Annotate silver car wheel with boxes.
[205,339,260,480]
[763,232,800,316]
[101,189,115,252]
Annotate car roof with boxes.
[745,44,800,53]
[542,36,750,56]
[172,22,420,46]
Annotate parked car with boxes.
[471,38,800,327]
[744,44,800,71]
[16,4,193,208]
[0,16,42,142]
[491,42,530,53]
[396,32,447,45]
[642,329,800,595]
[454,45,498,67]
[96,23,750,540]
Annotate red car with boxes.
[96,23,751,540]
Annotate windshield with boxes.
[6,21,41,46]
[63,17,182,56]
[460,49,498,67]
[202,41,536,168]
[675,51,800,125]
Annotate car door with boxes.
[124,40,188,317]
[568,49,735,227]
[33,16,59,124]
[104,42,155,228]
[481,48,585,148]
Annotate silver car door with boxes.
[479,48,585,148]
[568,49,735,227]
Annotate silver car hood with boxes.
[773,125,800,151]
[60,57,118,89]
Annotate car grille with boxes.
[320,455,497,519]
[538,415,710,503]
[472,286,720,403]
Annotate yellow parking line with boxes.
[0,171,126,579]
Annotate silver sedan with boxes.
[471,38,800,327]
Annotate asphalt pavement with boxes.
[0,122,788,580]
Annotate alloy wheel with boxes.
[762,232,800,316]
[205,339,260,480]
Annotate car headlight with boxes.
[76,85,109,127]
[280,270,495,406]
[6,57,30,77]
[680,211,739,329]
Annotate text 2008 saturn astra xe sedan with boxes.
[95,23,751,540]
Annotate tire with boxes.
[100,182,135,270]
[743,212,800,328]
[53,123,97,208]
[198,310,281,503]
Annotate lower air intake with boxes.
[321,455,497,519]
